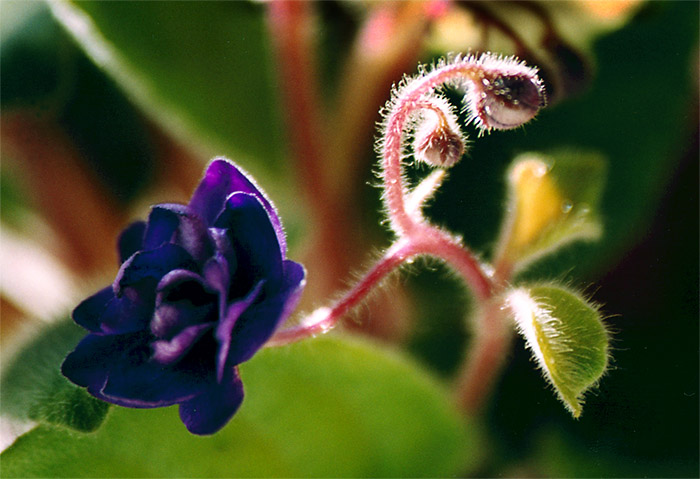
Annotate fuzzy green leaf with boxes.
[506,284,609,417]
[0,318,110,432]
[2,334,475,477]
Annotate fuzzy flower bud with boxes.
[465,54,547,131]
[413,98,465,168]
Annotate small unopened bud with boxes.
[466,54,547,132]
[413,99,466,168]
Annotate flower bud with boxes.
[466,54,546,131]
[413,99,466,168]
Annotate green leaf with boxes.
[494,150,606,273]
[2,334,475,477]
[505,284,609,417]
[0,318,110,432]
[48,0,286,184]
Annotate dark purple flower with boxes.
[62,158,305,435]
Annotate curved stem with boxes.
[381,62,487,235]
[267,239,416,347]
[408,225,494,301]
[268,52,543,417]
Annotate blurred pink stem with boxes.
[266,0,353,299]
[454,299,513,413]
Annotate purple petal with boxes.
[278,260,306,321]
[203,254,230,300]
[215,192,283,295]
[143,204,180,249]
[62,333,126,391]
[98,340,214,407]
[207,228,237,282]
[203,254,232,323]
[151,269,217,338]
[226,260,306,365]
[152,323,214,364]
[72,287,114,333]
[179,366,244,435]
[99,287,153,334]
[114,243,195,295]
[65,330,215,408]
[189,158,286,254]
[63,330,210,409]
[117,221,146,264]
[215,281,264,382]
[144,204,212,262]
[72,286,151,335]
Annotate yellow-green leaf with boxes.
[495,150,606,274]
[505,284,609,417]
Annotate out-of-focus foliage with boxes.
[2,329,473,477]
[1,4,154,204]
[50,0,287,187]
[0,319,110,432]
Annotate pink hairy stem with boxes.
[269,52,545,417]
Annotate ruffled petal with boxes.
[73,286,151,335]
[179,366,244,435]
[215,281,264,382]
[144,204,212,262]
[189,158,286,254]
[277,260,306,324]
[72,287,115,333]
[62,333,125,391]
[98,336,214,408]
[151,269,217,339]
[226,260,306,365]
[142,204,180,249]
[117,221,146,264]
[215,192,283,295]
[114,243,196,295]
[207,228,237,279]
[64,332,214,409]
[203,254,230,299]
[202,254,231,325]
[152,323,214,364]
[99,287,153,334]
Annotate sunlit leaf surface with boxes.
[2,332,474,477]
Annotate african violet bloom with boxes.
[62,158,305,435]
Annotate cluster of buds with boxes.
[388,53,547,171]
